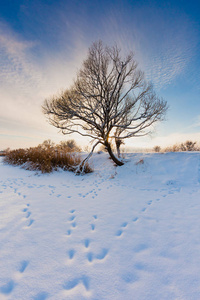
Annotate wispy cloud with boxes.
[0,23,43,94]
[0,20,89,149]
[102,4,198,90]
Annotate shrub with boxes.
[153,146,161,152]
[180,140,197,151]
[57,140,81,153]
[163,140,199,152]
[3,144,92,174]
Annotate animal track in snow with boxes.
[19,260,29,273]
[68,215,76,221]
[121,222,128,227]
[33,291,49,300]
[122,272,139,284]
[116,229,123,237]
[115,222,129,237]
[66,229,72,236]
[26,211,31,218]
[134,243,149,253]
[27,219,34,227]
[87,248,109,263]
[90,224,95,231]
[22,204,34,227]
[68,249,76,260]
[63,275,90,291]
[0,260,29,296]
[95,248,109,260]
[65,210,76,237]
[84,238,90,248]
[71,221,77,228]
[0,280,15,295]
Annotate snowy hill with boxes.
[0,152,200,300]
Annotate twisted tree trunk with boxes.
[105,142,124,166]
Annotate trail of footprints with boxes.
[22,203,34,227]
[65,210,108,265]
[63,210,109,292]
[63,199,155,293]
[0,260,47,299]
[115,199,153,237]
[0,260,29,296]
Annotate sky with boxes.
[0,0,200,150]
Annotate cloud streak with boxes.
[102,3,198,90]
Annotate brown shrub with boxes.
[153,146,161,152]
[163,140,199,152]
[3,145,92,174]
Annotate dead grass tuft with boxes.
[3,145,93,174]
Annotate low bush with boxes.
[153,140,200,153]
[153,146,161,152]
[3,144,92,174]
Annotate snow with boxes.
[0,152,200,300]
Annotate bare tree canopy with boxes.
[43,41,168,168]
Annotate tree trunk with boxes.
[105,142,124,166]
[116,143,121,158]
[115,138,124,158]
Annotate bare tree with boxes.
[43,41,168,169]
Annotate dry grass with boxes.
[3,146,93,174]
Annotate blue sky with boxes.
[0,0,200,150]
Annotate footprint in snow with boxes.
[115,222,129,237]
[116,229,123,237]
[18,260,29,273]
[87,248,109,263]
[121,222,128,227]
[33,291,49,300]
[68,215,76,221]
[122,272,139,284]
[26,211,31,218]
[27,219,34,227]
[84,238,91,248]
[90,224,95,231]
[63,275,90,291]
[134,243,149,253]
[68,249,76,260]
[66,229,72,236]
[0,280,15,295]
[71,221,77,228]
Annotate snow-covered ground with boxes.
[0,152,200,300]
